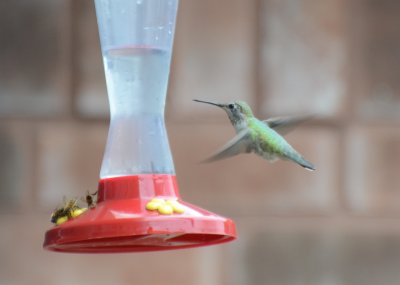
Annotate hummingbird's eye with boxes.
[228,104,235,110]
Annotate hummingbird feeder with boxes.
[43,0,236,253]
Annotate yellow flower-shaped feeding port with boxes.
[146,198,185,215]
[166,199,185,214]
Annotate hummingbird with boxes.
[193,99,315,171]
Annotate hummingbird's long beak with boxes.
[193,99,224,108]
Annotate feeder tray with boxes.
[43,175,236,253]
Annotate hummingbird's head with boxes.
[193,99,254,129]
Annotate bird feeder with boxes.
[43,0,236,253]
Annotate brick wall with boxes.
[1,0,400,284]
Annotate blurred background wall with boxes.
[1,0,400,284]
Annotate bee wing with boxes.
[263,115,313,136]
[202,129,252,163]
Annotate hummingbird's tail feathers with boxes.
[281,152,316,171]
[297,158,316,171]
[201,129,252,163]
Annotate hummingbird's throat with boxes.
[233,120,247,132]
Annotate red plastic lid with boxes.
[43,175,236,253]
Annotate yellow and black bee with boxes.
[50,198,87,225]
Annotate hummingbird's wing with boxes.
[202,129,252,163]
[263,115,312,136]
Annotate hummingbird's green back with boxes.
[248,118,287,153]
[247,117,315,170]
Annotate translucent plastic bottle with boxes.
[95,0,178,178]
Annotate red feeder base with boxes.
[43,175,237,253]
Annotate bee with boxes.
[84,190,98,209]
[50,197,89,226]
[50,207,65,224]
[50,198,79,225]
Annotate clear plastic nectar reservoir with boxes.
[94,0,178,178]
[100,47,175,177]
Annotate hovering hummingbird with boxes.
[193,99,315,171]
